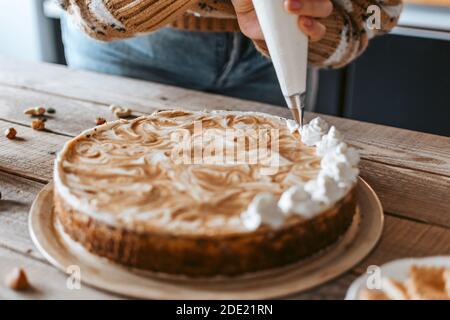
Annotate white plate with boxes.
[345,256,450,300]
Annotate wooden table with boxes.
[1,57,449,300]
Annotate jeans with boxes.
[61,16,317,108]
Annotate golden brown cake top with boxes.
[54,110,324,236]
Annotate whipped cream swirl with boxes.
[241,193,285,230]
[321,144,360,188]
[278,184,321,218]
[299,117,329,146]
[242,117,360,230]
[316,126,343,156]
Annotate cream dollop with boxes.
[335,143,360,167]
[300,117,329,146]
[305,173,344,205]
[242,117,360,230]
[321,143,360,188]
[321,155,359,189]
[316,126,343,156]
[241,192,285,230]
[278,185,321,218]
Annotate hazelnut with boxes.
[5,268,31,291]
[5,127,17,139]
[115,108,132,118]
[109,104,120,113]
[31,119,45,131]
[96,117,107,125]
[24,107,46,116]
[109,104,132,118]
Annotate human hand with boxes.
[231,0,333,42]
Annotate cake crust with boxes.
[55,188,356,277]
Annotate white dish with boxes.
[345,256,450,300]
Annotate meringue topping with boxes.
[55,110,322,235]
[242,192,285,230]
[321,145,360,188]
[55,112,359,234]
[316,126,343,156]
[300,117,330,146]
[278,184,321,218]
[245,117,360,227]
[304,173,344,205]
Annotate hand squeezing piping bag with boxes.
[253,0,309,127]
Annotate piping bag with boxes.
[253,0,308,128]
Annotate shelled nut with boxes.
[5,127,17,139]
[24,107,46,116]
[4,268,31,291]
[110,104,132,118]
[96,117,107,125]
[31,119,45,130]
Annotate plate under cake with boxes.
[53,109,359,277]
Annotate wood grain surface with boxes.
[0,58,449,299]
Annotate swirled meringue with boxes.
[300,117,329,146]
[336,143,360,167]
[316,126,343,156]
[242,116,360,230]
[305,173,344,205]
[321,153,359,189]
[278,185,322,218]
[326,143,360,167]
[241,193,285,230]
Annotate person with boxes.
[59,0,402,107]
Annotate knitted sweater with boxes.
[59,0,403,68]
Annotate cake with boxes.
[53,109,360,277]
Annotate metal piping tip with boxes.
[285,92,306,129]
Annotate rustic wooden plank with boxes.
[0,171,45,261]
[315,114,450,178]
[1,169,449,299]
[1,58,449,178]
[0,171,353,299]
[1,58,449,224]
[1,57,449,300]
[360,160,450,226]
[1,116,450,226]
[1,82,449,181]
[0,246,120,300]
[354,215,450,274]
[0,120,65,182]
[0,58,291,119]
[0,84,134,137]
[0,172,119,299]
[289,273,357,300]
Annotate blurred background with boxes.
[1,0,449,136]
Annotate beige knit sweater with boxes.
[59,0,403,68]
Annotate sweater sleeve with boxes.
[58,0,198,41]
[254,0,403,69]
